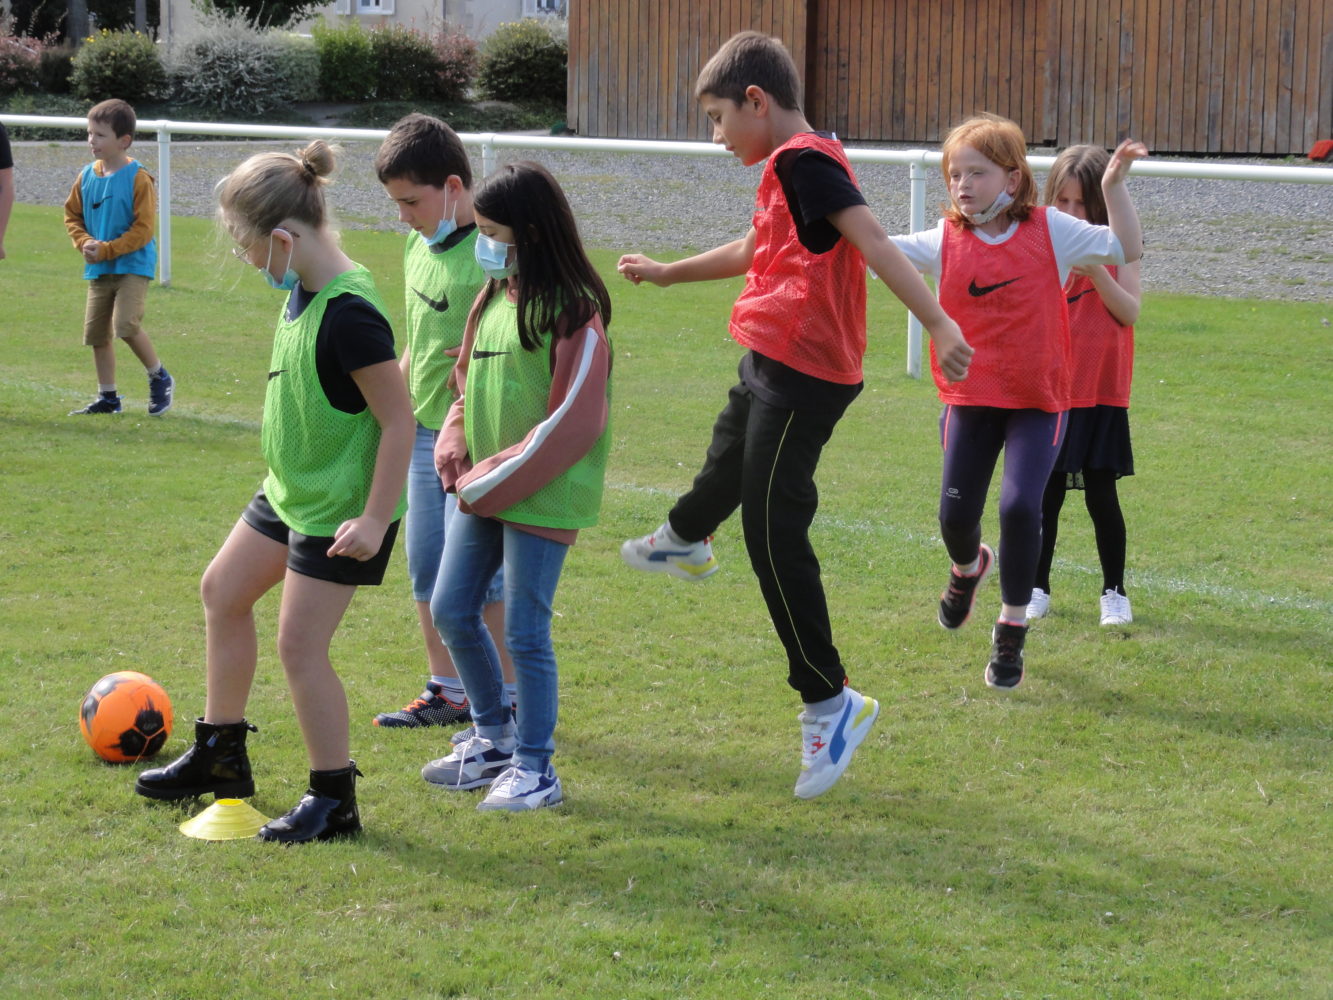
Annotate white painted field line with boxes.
[607,481,1333,616]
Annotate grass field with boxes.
[1,203,1329,999]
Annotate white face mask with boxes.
[964,189,1014,225]
[475,232,517,281]
[261,229,299,291]
[420,191,458,247]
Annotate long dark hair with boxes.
[472,161,611,352]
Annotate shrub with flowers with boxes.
[69,29,165,104]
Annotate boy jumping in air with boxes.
[618,31,971,799]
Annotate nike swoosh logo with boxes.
[91,199,107,209]
[968,277,1022,297]
[1066,287,1094,305]
[268,369,287,380]
[472,349,510,359]
[412,287,449,312]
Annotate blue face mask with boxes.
[261,229,299,291]
[420,192,457,247]
[475,232,516,281]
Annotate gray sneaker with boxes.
[422,734,514,790]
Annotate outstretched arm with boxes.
[1103,139,1148,264]
[829,204,973,382]
[617,228,756,287]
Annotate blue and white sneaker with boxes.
[477,761,563,812]
[620,522,718,580]
[793,686,880,800]
[147,367,174,416]
[421,733,514,790]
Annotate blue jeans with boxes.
[405,423,503,605]
[431,511,568,771]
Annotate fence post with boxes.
[906,154,929,378]
[481,134,496,178]
[157,125,172,287]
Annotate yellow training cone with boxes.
[180,798,271,841]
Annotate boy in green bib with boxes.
[372,114,514,735]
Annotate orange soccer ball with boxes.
[79,671,173,764]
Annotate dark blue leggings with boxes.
[938,405,1067,607]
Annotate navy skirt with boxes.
[1055,405,1134,488]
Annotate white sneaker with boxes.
[477,762,563,812]
[1100,589,1133,626]
[1026,588,1051,620]
[793,686,880,800]
[421,733,514,790]
[620,522,718,580]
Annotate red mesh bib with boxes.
[1066,267,1134,408]
[729,133,868,385]
[936,206,1070,411]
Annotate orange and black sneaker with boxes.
[373,682,471,729]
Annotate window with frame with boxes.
[332,0,396,13]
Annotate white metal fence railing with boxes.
[5,114,1331,377]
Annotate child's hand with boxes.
[327,516,387,562]
[930,317,974,383]
[617,253,666,286]
[1104,139,1148,187]
[81,240,100,262]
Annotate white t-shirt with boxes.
[891,211,1127,285]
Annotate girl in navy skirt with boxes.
[1028,145,1141,627]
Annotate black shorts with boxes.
[241,490,400,587]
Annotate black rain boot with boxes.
[257,762,363,844]
[134,718,257,800]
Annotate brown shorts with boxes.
[83,273,150,347]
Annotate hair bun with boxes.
[297,140,336,180]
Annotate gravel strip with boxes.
[12,137,1332,301]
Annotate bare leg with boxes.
[122,330,161,372]
[277,571,359,771]
[416,599,458,678]
[200,520,287,724]
[92,343,116,386]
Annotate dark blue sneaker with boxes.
[70,393,122,415]
[148,367,174,415]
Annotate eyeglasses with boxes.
[231,230,299,261]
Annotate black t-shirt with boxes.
[744,133,867,412]
[0,123,13,170]
[772,133,867,254]
[284,288,396,414]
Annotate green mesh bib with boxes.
[463,295,610,529]
[261,266,407,536]
[402,230,484,429]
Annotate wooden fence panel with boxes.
[570,0,1333,154]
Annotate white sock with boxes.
[98,384,117,395]
[145,364,163,377]
[431,676,466,702]
[504,682,518,706]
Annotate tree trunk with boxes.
[135,0,148,33]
